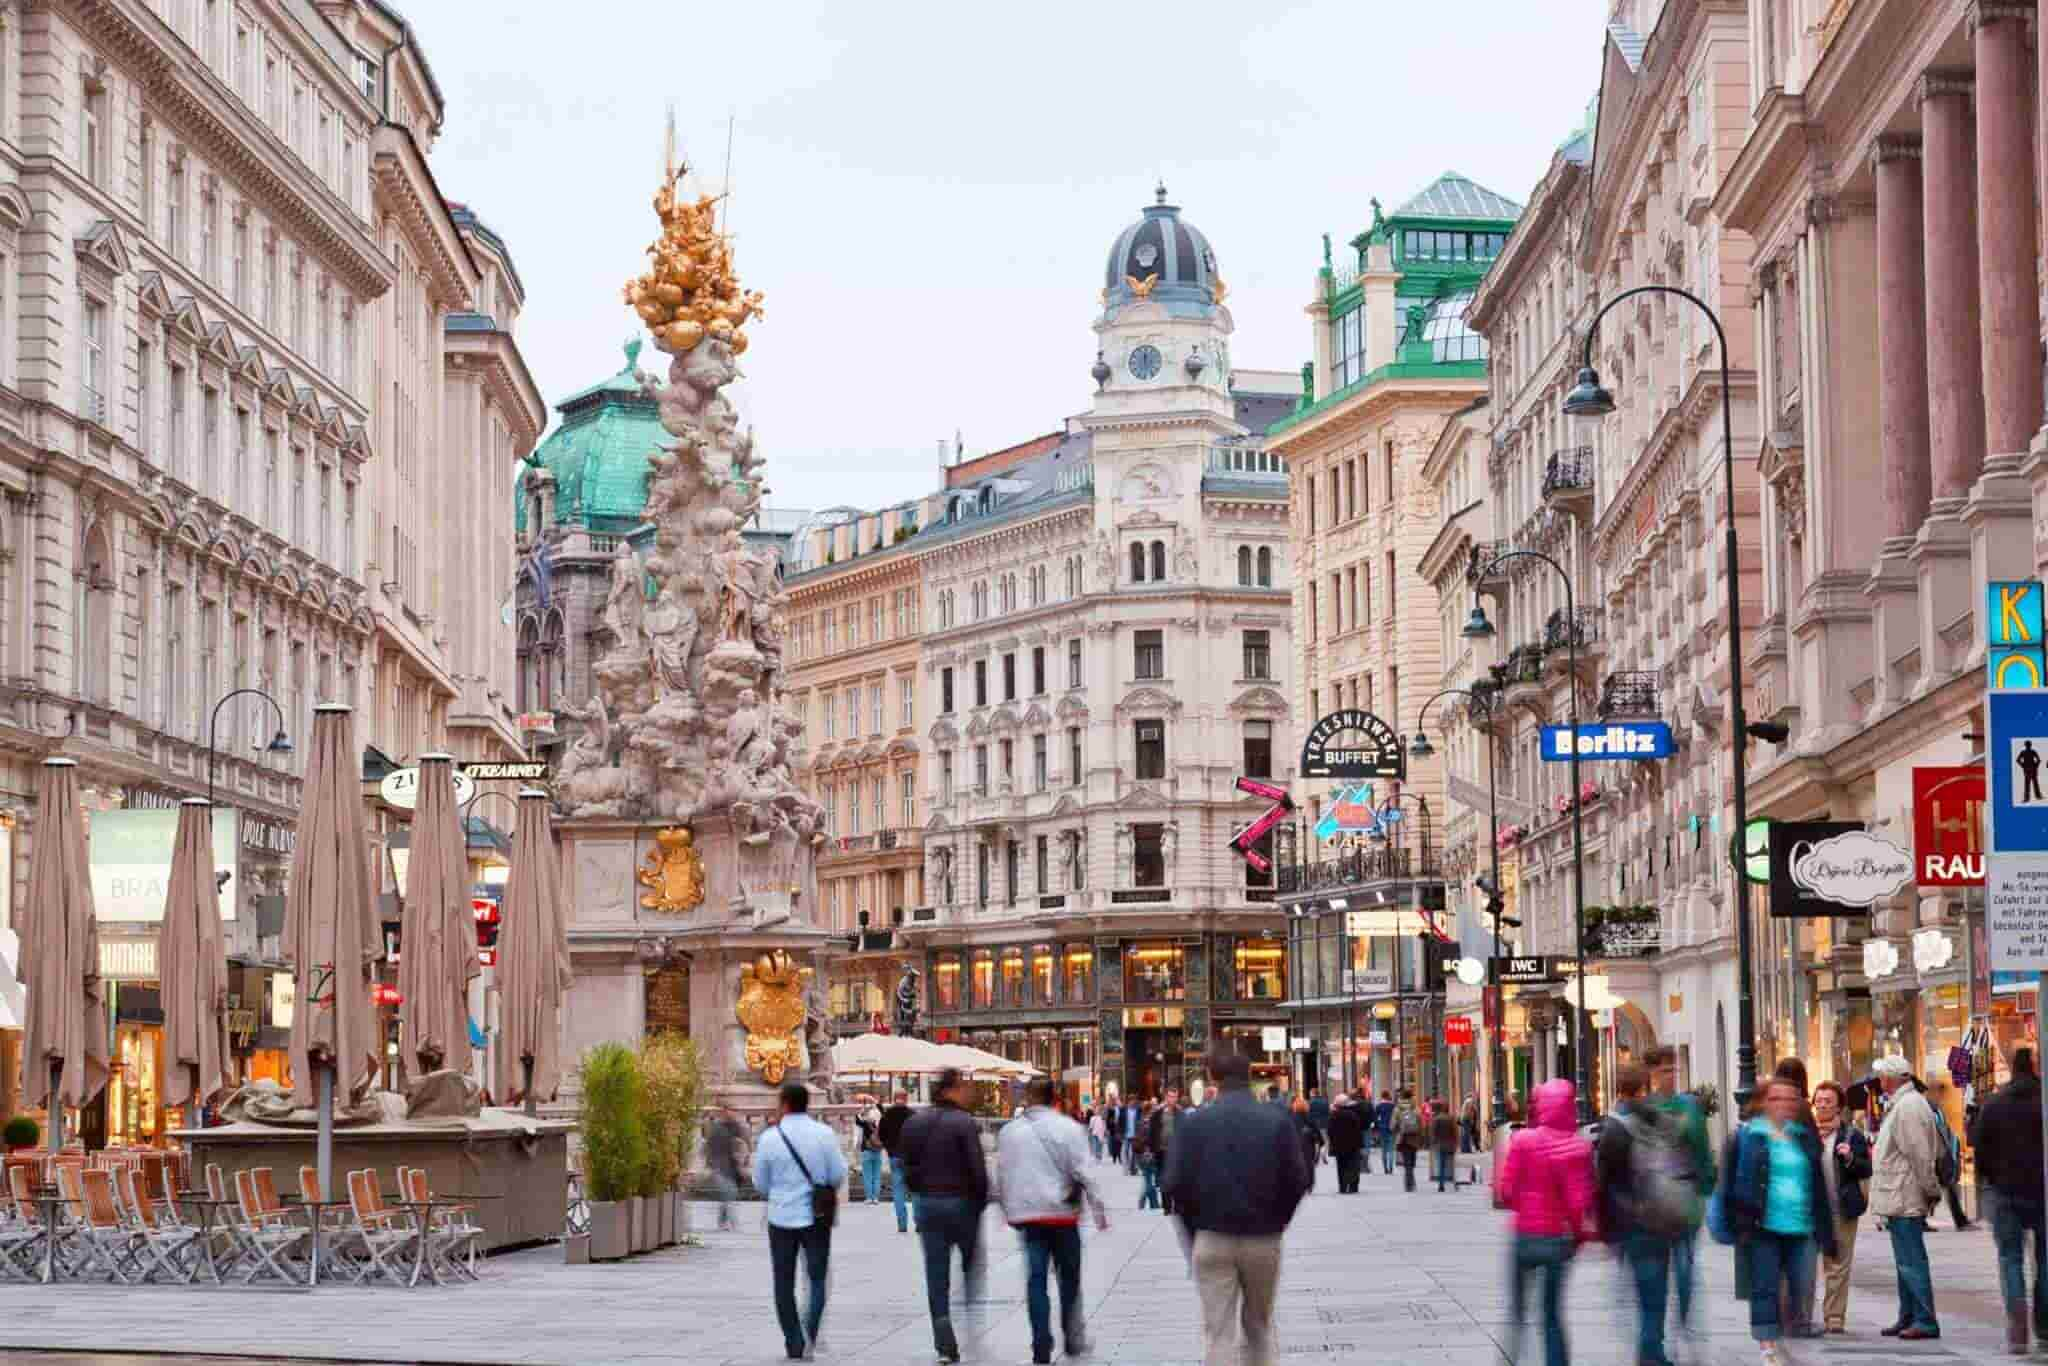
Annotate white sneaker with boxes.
[1759,1342,1784,1366]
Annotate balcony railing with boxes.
[1541,446,1594,501]
[1276,845,1441,895]
[1505,643,1546,684]
[1465,540,1511,586]
[1598,671,1661,719]
[1543,607,1602,653]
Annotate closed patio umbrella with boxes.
[397,754,477,1080]
[157,797,230,1120]
[282,704,381,1200]
[493,788,572,1115]
[16,756,108,1149]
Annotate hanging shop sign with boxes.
[515,712,558,736]
[1443,1016,1474,1047]
[377,765,478,811]
[1260,1025,1287,1052]
[460,760,550,783]
[1340,968,1394,996]
[1229,777,1293,874]
[1989,581,2047,690]
[1489,955,1579,985]
[1987,688,2048,969]
[1539,721,1675,761]
[1913,766,1985,887]
[1767,820,1909,917]
[1299,709,1405,781]
[88,806,241,923]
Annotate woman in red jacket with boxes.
[1499,1079,1597,1366]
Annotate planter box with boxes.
[563,1233,591,1265]
[629,1196,647,1253]
[588,1201,629,1261]
[659,1192,675,1246]
[674,1190,691,1238]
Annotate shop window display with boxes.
[1032,945,1056,1005]
[1063,945,1094,1003]
[1000,948,1026,1008]
[970,949,995,1009]
[1235,938,1285,1001]
[1125,942,1185,1003]
[934,951,962,1011]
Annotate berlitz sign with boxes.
[1299,709,1405,781]
[1539,722,1674,761]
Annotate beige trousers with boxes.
[1820,1216,1859,1328]
[1193,1231,1285,1366]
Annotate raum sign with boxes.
[1540,721,1674,761]
[1767,820,1910,917]
[1299,709,1405,781]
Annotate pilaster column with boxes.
[1874,138,1932,542]
[1973,2,2043,455]
[1920,71,1988,501]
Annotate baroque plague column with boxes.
[552,157,830,1116]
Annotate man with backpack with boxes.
[1393,1090,1423,1192]
[1647,1047,1714,1347]
[1597,1062,1703,1366]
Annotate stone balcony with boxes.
[1541,446,1595,517]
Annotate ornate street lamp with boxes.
[205,688,293,808]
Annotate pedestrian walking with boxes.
[1810,1079,1871,1334]
[1430,1098,1460,1191]
[1968,1046,2047,1351]
[880,1090,916,1234]
[750,1082,847,1362]
[1394,1090,1422,1192]
[1460,1094,1481,1154]
[1926,1075,1974,1231]
[994,1076,1108,1365]
[856,1096,886,1205]
[1648,1047,1716,1349]
[1328,1093,1365,1194]
[1499,1079,1596,1366]
[1150,1088,1188,1214]
[1375,1091,1397,1175]
[1869,1054,1943,1340]
[1105,1097,1124,1168]
[1163,1049,1312,1366]
[1729,1076,1837,1366]
[704,1106,746,1232]
[1123,1097,1142,1174]
[1598,1061,1708,1366]
[1291,1097,1323,1186]
[901,1067,991,1364]
[1135,1101,1163,1209]
[1307,1086,1331,1164]
[1087,1106,1106,1163]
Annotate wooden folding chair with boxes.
[0,1164,50,1282]
[65,1169,141,1283]
[118,1166,204,1283]
[401,1167,482,1281]
[341,1168,415,1286]
[230,1168,308,1285]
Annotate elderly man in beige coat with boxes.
[1869,1055,1944,1339]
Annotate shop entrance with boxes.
[1122,1027,1184,1100]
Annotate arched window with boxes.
[978,485,995,514]
[1149,540,1166,581]
[1257,546,1273,587]
[542,610,567,709]
[77,521,114,706]
[1236,546,1252,586]
[1129,542,1145,582]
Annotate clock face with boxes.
[1128,344,1162,381]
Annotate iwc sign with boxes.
[1299,709,1406,781]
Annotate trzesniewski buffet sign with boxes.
[1300,709,1405,781]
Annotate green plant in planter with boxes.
[637,1032,705,1196]
[3,1114,39,1148]
[578,1042,649,1203]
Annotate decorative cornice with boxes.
[1967,0,2036,36]
[371,133,474,309]
[1918,70,1975,104]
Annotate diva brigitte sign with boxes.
[1767,820,1910,918]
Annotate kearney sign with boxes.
[1540,721,1674,761]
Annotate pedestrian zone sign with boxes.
[1986,688,2048,968]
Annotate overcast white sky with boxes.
[404,1,1609,514]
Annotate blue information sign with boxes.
[1988,690,2048,853]
[1539,721,1675,762]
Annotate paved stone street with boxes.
[0,1156,2029,1365]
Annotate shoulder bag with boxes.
[775,1121,838,1229]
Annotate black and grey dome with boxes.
[1103,183,1221,311]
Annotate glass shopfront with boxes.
[1125,942,1185,1002]
[1032,944,1056,1006]
[1234,936,1285,1002]
[971,950,995,1009]
[1000,948,1026,1008]
[1063,946,1094,1002]
[934,952,962,1010]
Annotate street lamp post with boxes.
[1561,284,1772,1111]
[1411,686,1505,1125]
[205,688,294,809]
[1462,549,1590,1120]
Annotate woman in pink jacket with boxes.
[1499,1079,1597,1366]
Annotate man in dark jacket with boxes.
[1307,1086,1331,1164]
[1327,1095,1366,1193]
[1596,1063,1702,1366]
[1373,1091,1397,1174]
[1970,1048,2048,1349]
[900,1068,991,1363]
[879,1091,916,1234]
[1164,1049,1311,1364]
[1148,1088,1186,1215]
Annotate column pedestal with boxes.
[1864,540,1920,720]
[1964,451,2038,668]
[1791,570,1873,752]
[1907,505,1974,696]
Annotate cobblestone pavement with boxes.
[0,1154,2027,1365]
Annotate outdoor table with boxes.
[389,1199,465,1287]
[286,1199,352,1287]
[165,1196,238,1284]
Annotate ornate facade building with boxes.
[1269,173,1518,1103]
[893,191,1300,1104]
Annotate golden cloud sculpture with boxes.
[737,949,810,1084]
[622,162,765,357]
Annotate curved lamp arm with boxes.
[206,688,291,808]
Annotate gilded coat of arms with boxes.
[637,827,707,913]
[737,949,810,1084]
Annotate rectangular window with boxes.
[1033,734,1047,791]
[1134,719,1165,780]
[869,683,882,735]
[871,775,884,829]
[80,299,105,422]
[846,607,859,649]
[899,675,913,727]
[1242,720,1273,778]
[1033,943,1055,1006]
[1067,638,1081,689]
[1002,652,1016,702]
[1385,550,1397,619]
[974,659,987,707]
[935,952,961,1009]
[1068,727,1082,786]
[823,609,836,652]
[976,849,990,909]
[848,779,862,835]
[168,365,186,476]
[1126,940,1183,998]
[941,667,954,714]
[137,342,152,453]
[900,771,914,827]
[999,738,1014,782]
[822,689,835,739]
[1133,629,1163,680]
[844,690,857,736]
[1307,584,1318,643]
[1242,629,1270,680]
[1031,646,1045,696]
[1064,945,1093,1000]
[1005,841,1020,906]
[1330,573,1343,633]
[1354,566,1365,624]
[974,744,988,795]
[939,750,953,801]
[870,598,883,641]
[1132,829,1167,889]
[1306,475,1316,534]
[1235,937,1284,1000]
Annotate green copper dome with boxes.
[516,339,663,535]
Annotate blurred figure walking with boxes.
[1430,1099,1460,1191]
[1498,1079,1595,1366]
[1729,1076,1836,1366]
[995,1076,1108,1365]
[1969,1047,2047,1351]
[1328,1093,1365,1194]
[901,1068,991,1364]
[880,1091,916,1234]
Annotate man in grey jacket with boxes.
[995,1077,1108,1364]
[1871,1055,1943,1340]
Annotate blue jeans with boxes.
[1088,1134,1102,1161]
[1510,1234,1574,1366]
[767,1222,831,1358]
[890,1156,915,1232]
[1992,1192,2048,1331]
[1019,1223,1084,1357]
[917,1194,984,1357]
[1747,1231,1816,1342]
[1377,1131,1394,1172]
[1434,1149,1455,1189]
[1138,1157,1161,1209]
[860,1149,883,1204]
[1887,1215,1938,1333]
[1670,1226,1697,1332]
[1622,1231,1674,1362]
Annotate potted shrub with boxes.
[577,1042,648,1262]
[3,1115,38,1153]
[640,1033,705,1248]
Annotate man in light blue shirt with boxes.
[751,1081,848,1360]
